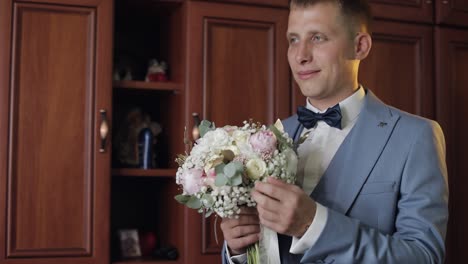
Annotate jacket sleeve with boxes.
[301,121,449,264]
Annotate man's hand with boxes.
[252,177,316,237]
[220,207,260,255]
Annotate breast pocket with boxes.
[359,181,396,195]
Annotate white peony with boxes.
[232,130,250,145]
[202,129,231,148]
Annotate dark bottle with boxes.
[138,127,153,169]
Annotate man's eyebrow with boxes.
[286,30,322,39]
[286,32,298,39]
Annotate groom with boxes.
[221,0,449,263]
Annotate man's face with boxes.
[287,2,359,109]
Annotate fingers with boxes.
[220,213,260,255]
[239,206,258,215]
[221,213,259,229]
[227,233,260,255]
[254,177,299,201]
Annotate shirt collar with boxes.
[306,86,365,129]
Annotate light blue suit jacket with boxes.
[222,90,448,263]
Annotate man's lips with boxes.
[297,70,320,80]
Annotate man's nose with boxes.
[296,42,312,64]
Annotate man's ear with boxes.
[354,32,372,60]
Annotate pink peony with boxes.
[249,130,277,156]
[204,168,217,187]
[181,168,204,195]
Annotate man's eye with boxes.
[312,35,324,42]
[289,37,298,44]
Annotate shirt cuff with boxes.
[289,202,328,254]
[225,243,247,264]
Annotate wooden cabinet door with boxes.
[185,1,289,262]
[436,0,468,27]
[369,0,433,23]
[0,0,112,263]
[358,20,434,118]
[435,27,468,264]
[194,0,289,8]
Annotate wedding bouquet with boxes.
[175,119,299,263]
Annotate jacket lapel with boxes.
[311,90,400,215]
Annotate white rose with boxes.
[283,148,298,176]
[246,158,267,180]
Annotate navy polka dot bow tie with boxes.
[297,104,342,129]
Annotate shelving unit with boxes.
[111,0,185,263]
[113,261,176,264]
[113,260,177,264]
[113,80,182,92]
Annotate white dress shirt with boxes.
[290,87,365,253]
[227,87,366,263]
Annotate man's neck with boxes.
[307,85,360,111]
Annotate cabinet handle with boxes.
[442,0,448,3]
[99,109,109,153]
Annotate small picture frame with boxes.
[119,229,142,258]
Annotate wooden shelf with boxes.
[113,80,182,92]
[112,168,177,178]
[113,260,178,264]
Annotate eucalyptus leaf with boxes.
[202,193,215,207]
[199,120,215,138]
[232,161,244,172]
[174,194,191,204]
[269,125,289,148]
[230,175,243,186]
[204,210,213,218]
[187,196,202,209]
[215,163,226,175]
[215,173,228,186]
[224,162,238,178]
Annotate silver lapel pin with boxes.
[378,122,388,127]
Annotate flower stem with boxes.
[247,243,260,264]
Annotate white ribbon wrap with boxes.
[258,225,281,264]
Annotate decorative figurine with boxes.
[145,59,168,82]
[114,107,162,168]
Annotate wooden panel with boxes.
[369,0,433,23]
[195,0,289,8]
[0,0,13,262]
[359,20,433,118]
[8,3,95,257]
[16,0,104,6]
[435,27,468,264]
[202,214,223,253]
[186,1,289,262]
[0,0,113,262]
[436,0,468,27]
[204,18,274,125]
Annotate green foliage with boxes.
[186,196,202,209]
[174,194,190,204]
[199,120,215,138]
[269,125,292,151]
[201,193,214,207]
[175,194,202,209]
[215,173,228,186]
[214,161,244,187]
